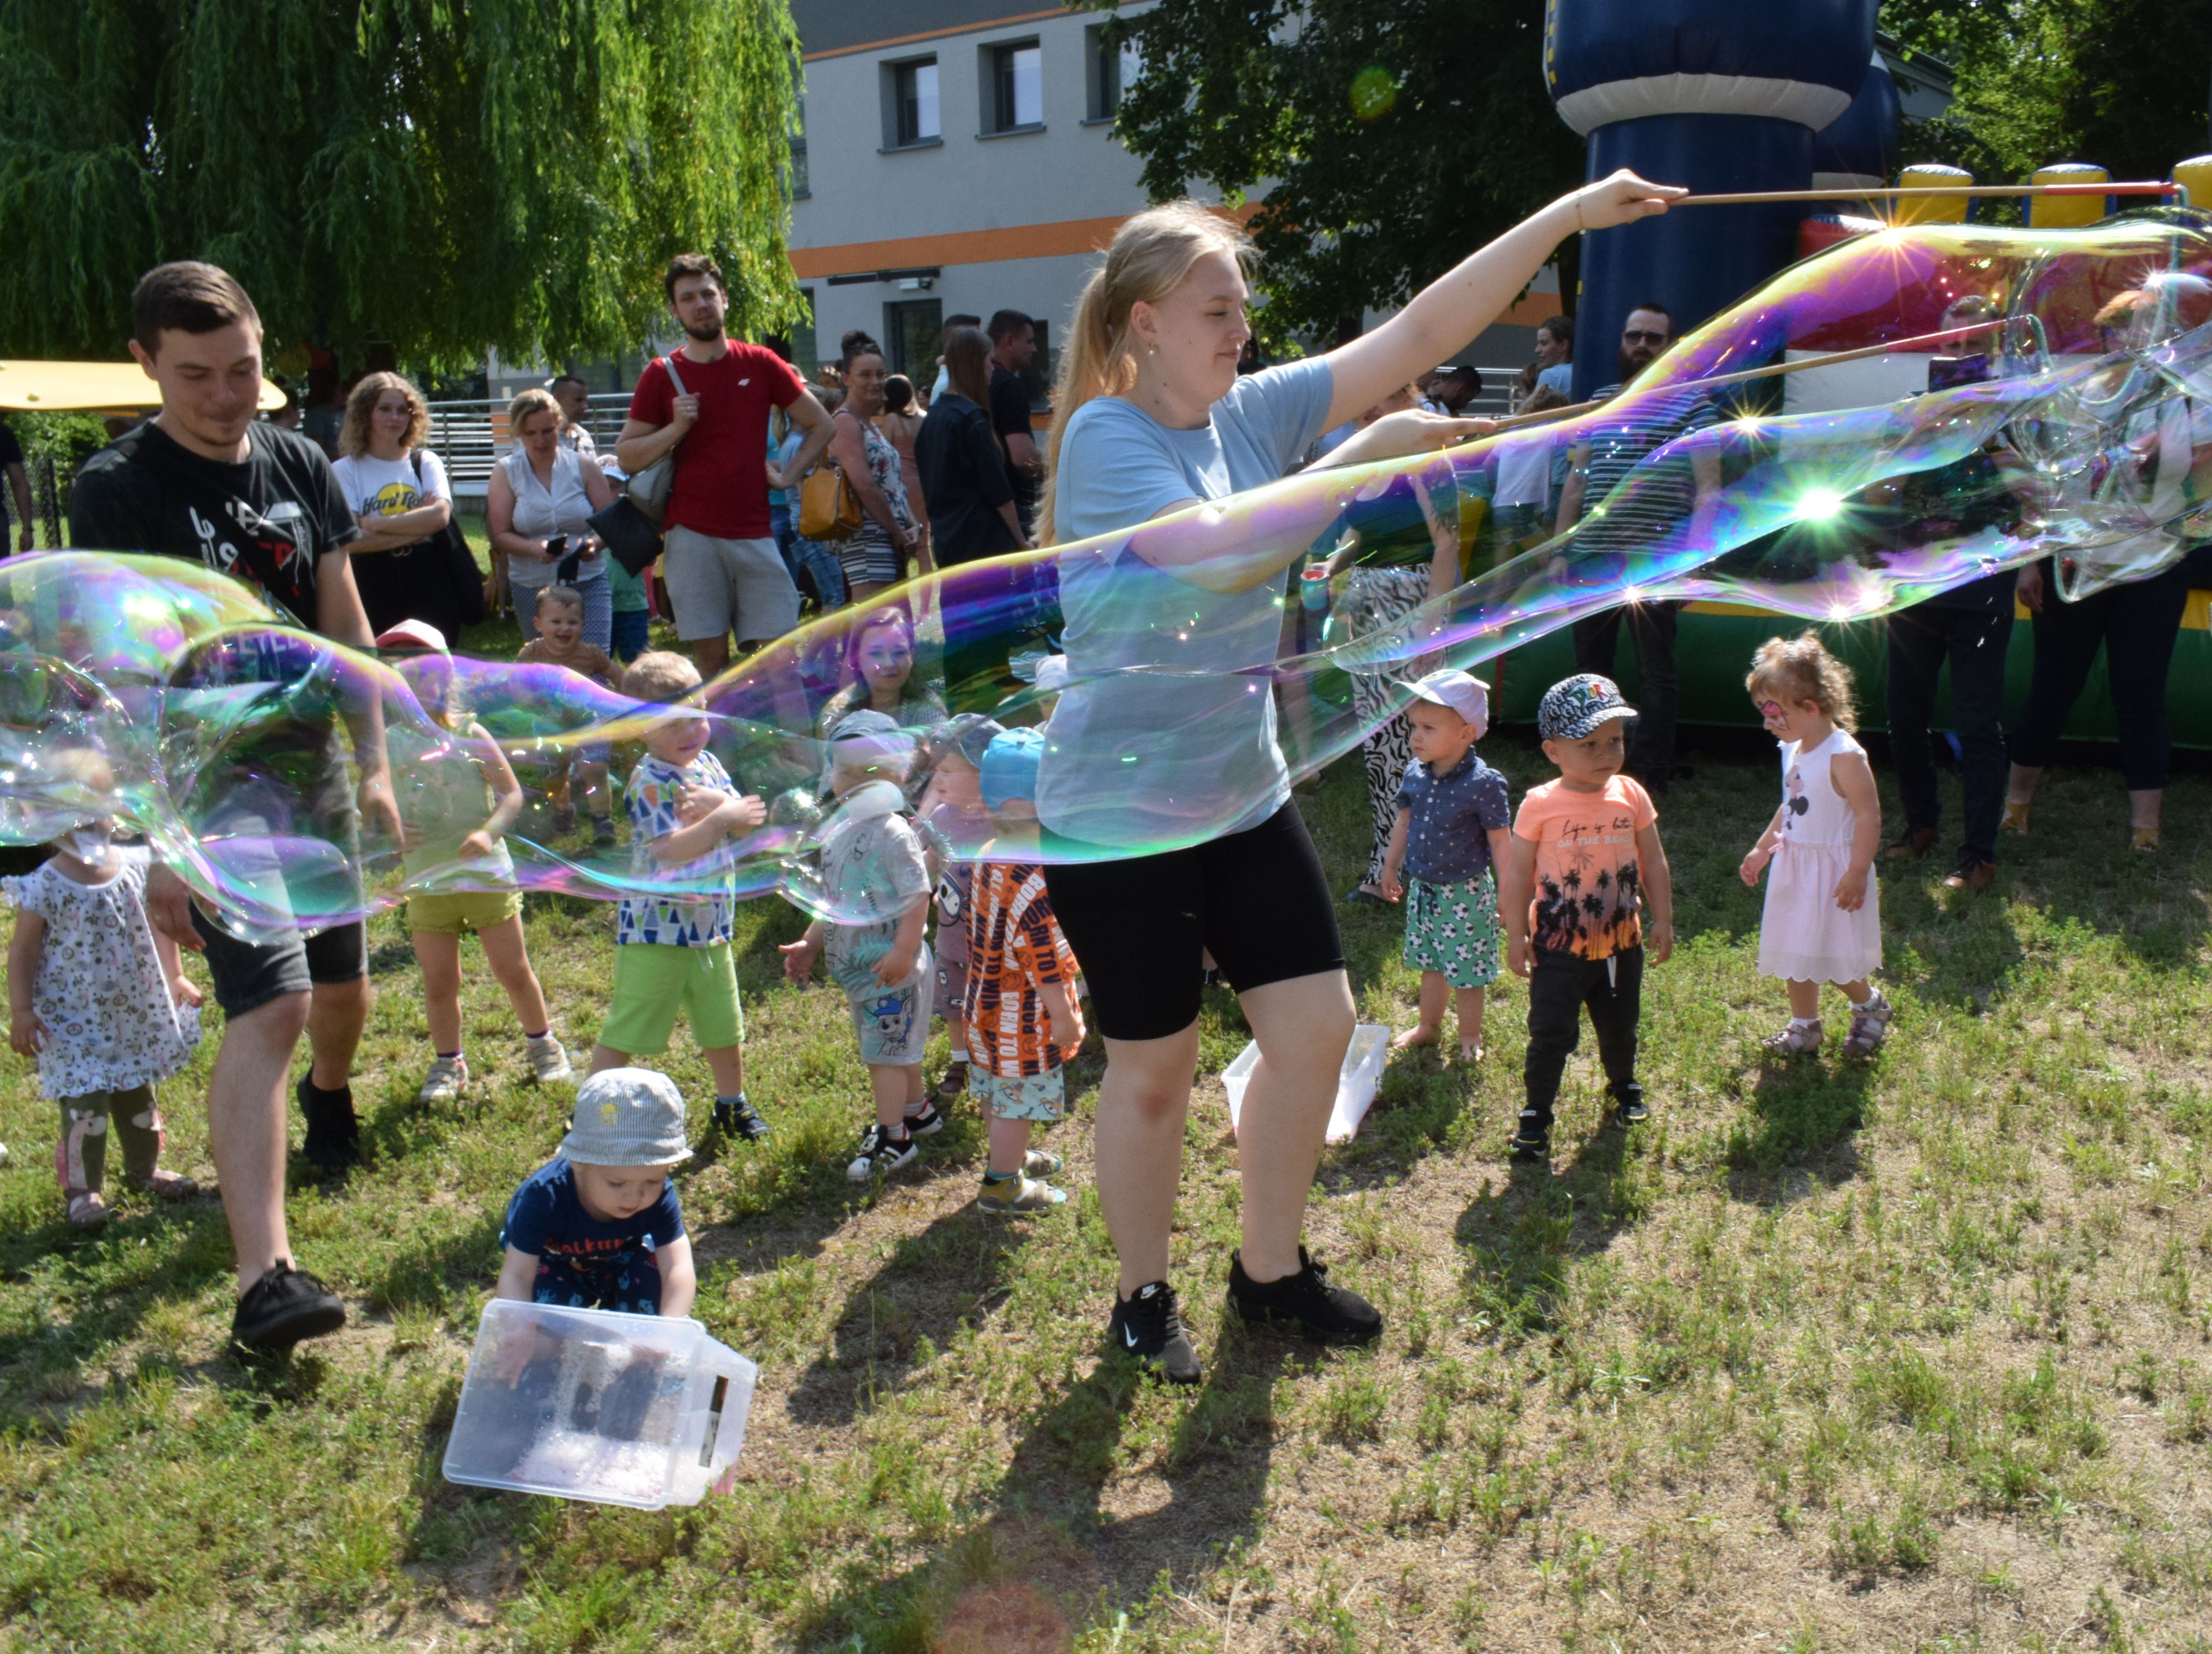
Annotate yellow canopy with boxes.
[0,360,287,413]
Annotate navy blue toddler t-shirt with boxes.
[1397,750,1511,884]
[501,1158,685,1315]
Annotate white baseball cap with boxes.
[1406,668,1489,739]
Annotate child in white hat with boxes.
[494,1067,695,1317]
[1380,669,1511,1063]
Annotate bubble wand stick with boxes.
[1675,182,2185,208]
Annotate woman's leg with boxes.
[1235,969,1356,1283]
[1092,1020,1203,1297]
[2008,587,2109,795]
[2106,572,2187,829]
[475,917,551,1035]
[412,929,466,1053]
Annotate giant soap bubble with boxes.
[8,211,2212,932]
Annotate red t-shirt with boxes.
[626,342,803,538]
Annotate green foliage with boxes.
[1885,0,2212,186]
[1080,0,1582,348]
[0,0,804,370]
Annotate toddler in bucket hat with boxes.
[494,1068,697,1316]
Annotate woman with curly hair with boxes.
[333,370,466,640]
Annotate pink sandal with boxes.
[128,1168,200,1201]
[65,1190,109,1230]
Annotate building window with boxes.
[788,96,809,198]
[888,57,940,148]
[791,290,819,380]
[1085,25,1140,120]
[986,40,1043,134]
[885,299,944,379]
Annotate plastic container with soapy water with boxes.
[1221,1022,1390,1143]
[442,1299,758,1509]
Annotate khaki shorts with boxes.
[408,889,524,935]
[662,526,800,646]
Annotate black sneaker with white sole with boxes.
[902,1100,946,1137]
[1611,1081,1649,1124]
[1227,1247,1382,1347]
[713,1097,772,1141]
[1107,1280,1202,1385]
[845,1123,918,1182]
[231,1262,347,1353]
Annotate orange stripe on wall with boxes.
[789,203,1262,280]
[804,9,1070,61]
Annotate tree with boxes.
[1885,0,2212,190]
[1080,0,1583,348]
[0,0,804,370]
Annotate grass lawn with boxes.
[3,610,2212,1649]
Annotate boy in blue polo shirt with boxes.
[1380,669,1511,1063]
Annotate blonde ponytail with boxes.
[1037,200,1255,541]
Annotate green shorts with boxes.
[599,940,745,1055]
[408,888,524,935]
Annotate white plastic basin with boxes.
[1221,1022,1391,1144]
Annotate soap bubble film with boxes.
[8,213,2212,933]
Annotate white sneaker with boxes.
[526,1033,574,1084]
[418,1054,468,1104]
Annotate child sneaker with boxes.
[713,1096,771,1141]
[591,815,618,848]
[977,1174,1067,1214]
[901,1099,946,1137]
[1023,1147,1064,1179]
[525,1033,573,1085]
[1762,1018,1823,1057]
[1842,992,1893,1059]
[845,1123,918,1182]
[1508,1112,1551,1163]
[417,1054,468,1104]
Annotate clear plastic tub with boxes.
[1221,1022,1390,1143]
[442,1299,758,1509]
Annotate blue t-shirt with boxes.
[1537,363,1573,398]
[502,1158,686,1315]
[1039,356,1334,848]
[1397,749,1511,884]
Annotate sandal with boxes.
[128,1168,200,1200]
[2133,825,2160,852]
[1762,1018,1823,1057]
[936,1060,969,1099]
[1841,992,1893,1059]
[2000,800,2031,836]
[65,1190,109,1230]
[1457,1042,1484,1064]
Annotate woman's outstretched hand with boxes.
[1312,411,1494,472]
[1569,169,1685,231]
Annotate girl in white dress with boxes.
[3,750,204,1227]
[1738,633,1893,1058]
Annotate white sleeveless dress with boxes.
[1758,728,1882,984]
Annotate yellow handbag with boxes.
[798,459,863,540]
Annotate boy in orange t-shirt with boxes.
[1499,674,1675,1162]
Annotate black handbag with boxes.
[413,451,486,628]
[588,494,664,575]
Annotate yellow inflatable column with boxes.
[1893,163,1973,225]
[2172,156,2212,209]
[2029,163,2111,229]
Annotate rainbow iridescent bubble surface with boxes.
[9,212,2212,934]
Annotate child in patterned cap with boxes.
[1498,674,1674,1163]
[1380,669,1511,1063]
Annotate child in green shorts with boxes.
[1380,669,1511,1064]
[588,651,771,1141]
[386,624,572,1103]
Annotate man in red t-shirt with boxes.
[617,254,834,678]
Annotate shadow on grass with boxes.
[804,1333,1296,1649]
[1721,1054,1873,1202]
[1453,1120,1650,1335]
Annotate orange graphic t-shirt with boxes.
[1513,774,1657,959]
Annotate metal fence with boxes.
[426,393,633,499]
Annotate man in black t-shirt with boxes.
[987,309,1043,534]
[68,261,399,1354]
[1,422,32,552]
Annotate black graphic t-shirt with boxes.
[68,420,355,626]
[502,1159,686,1316]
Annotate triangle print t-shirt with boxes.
[68,420,356,627]
[1512,774,1657,959]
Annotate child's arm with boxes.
[1039,977,1086,1052]
[655,1235,697,1318]
[149,924,204,1009]
[1829,750,1880,913]
[494,1246,540,1302]
[873,899,928,987]
[1739,804,1788,888]
[1636,821,1675,964]
[468,719,527,850]
[6,907,46,1056]
[779,918,826,982]
[1378,807,1411,903]
[654,788,767,864]
[1499,835,1538,979]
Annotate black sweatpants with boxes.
[1885,601,2011,861]
[1571,601,1679,794]
[1521,945,1644,1135]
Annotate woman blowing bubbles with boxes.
[1039,171,1679,1384]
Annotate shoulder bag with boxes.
[411,450,486,630]
[587,355,689,574]
[798,410,865,540]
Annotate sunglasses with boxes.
[1623,330,1669,346]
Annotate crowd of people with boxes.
[2,164,2198,1395]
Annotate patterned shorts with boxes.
[1403,869,1502,990]
[969,1065,1066,1123]
[847,965,935,1068]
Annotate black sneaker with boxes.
[1227,1247,1382,1348]
[231,1262,346,1353]
[713,1097,771,1141]
[1508,1115,1552,1162]
[1612,1083,1649,1124]
[1107,1280,1202,1385]
[902,1100,946,1137]
[845,1123,918,1182]
[297,1077,361,1173]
